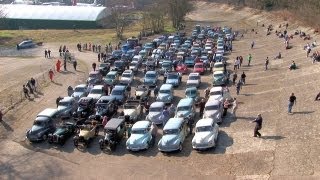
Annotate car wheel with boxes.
[73,139,78,147]
[178,143,183,152]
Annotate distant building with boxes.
[0,5,110,29]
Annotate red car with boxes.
[175,63,188,74]
[193,62,205,75]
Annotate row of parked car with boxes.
[26,25,234,152]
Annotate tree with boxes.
[164,0,193,29]
[109,9,129,39]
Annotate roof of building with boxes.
[2,5,108,21]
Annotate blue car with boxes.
[185,56,196,67]
[144,71,158,87]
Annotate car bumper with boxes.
[127,144,148,151]
[158,145,179,152]
[192,143,215,150]
[26,135,43,142]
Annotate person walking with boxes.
[92,62,97,71]
[67,86,74,96]
[247,54,252,66]
[210,61,214,73]
[59,46,62,57]
[44,49,48,58]
[26,80,34,95]
[0,110,3,122]
[199,99,206,118]
[56,96,63,107]
[204,87,210,99]
[307,46,311,57]
[236,80,242,95]
[48,49,51,58]
[232,98,238,116]
[251,41,255,49]
[239,56,243,67]
[232,73,237,85]
[153,86,159,98]
[241,72,246,84]
[30,77,36,92]
[23,85,30,99]
[223,99,230,117]
[73,60,77,71]
[63,59,67,71]
[98,53,101,62]
[288,93,296,114]
[187,115,194,135]
[126,85,131,98]
[265,57,269,70]
[48,69,54,82]
[233,59,238,71]
[251,114,263,137]
[56,59,61,72]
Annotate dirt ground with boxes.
[1,2,320,179]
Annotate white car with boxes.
[209,87,232,102]
[203,99,223,124]
[120,70,134,85]
[216,46,225,55]
[192,118,219,150]
[71,84,88,101]
[87,85,105,102]
[186,73,201,88]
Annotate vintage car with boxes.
[112,50,123,59]
[129,61,139,73]
[192,118,219,150]
[165,72,181,87]
[156,84,174,104]
[48,122,78,145]
[144,71,158,87]
[114,60,126,74]
[214,53,225,63]
[203,99,223,124]
[57,97,78,119]
[193,62,205,75]
[175,63,188,74]
[120,70,134,85]
[110,85,127,105]
[212,71,229,86]
[159,60,173,75]
[146,101,168,125]
[26,108,57,142]
[99,118,126,151]
[126,121,157,151]
[71,84,88,101]
[185,87,201,105]
[17,40,36,49]
[185,56,196,67]
[73,123,99,148]
[213,62,226,73]
[74,97,95,120]
[123,100,141,123]
[135,85,150,101]
[209,86,232,101]
[93,96,118,121]
[186,73,201,88]
[175,98,196,119]
[158,118,188,152]
[86,71,103,85]
[87,85,106,102]
[104,71,119,85]
[98,63,111,76]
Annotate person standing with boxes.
[92,62,97,71]
[233,59,238,71]
[0,110,3,122]
[56,96,63,107]
[251,41,255,49]
[30,77,36,92]
[59,46,62,57]
[73,60,77,71]
[251,114,263,137]
[187,115,194,135]
[210,61,214,73]
[44,49,48,58]
[199,99,206,118]
[236,80,242,95]
[241,72,246,84]
[204,87,210,99]
[48,69,54,82]
[232,98,238,116]
[232,73,237,85]
[265,57,269,70]
[48,49,51,58]
[126,85,131,98]
[247,54,252,66]
[223,99,230,117]
[98,53,101,62]
[288,93,296,114]
[153,86,159,98]
[26,80,34,95]
[56,59,61,72]
[23,85,30,99]
[239,56,243,67]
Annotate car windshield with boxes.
[215,64,224,68]
[146,73,156,78]
[97,104,107,109]
[167,74,178,79]
[185,57,193,61]
[90,89,102,94]
[186,90,196,96]
[33,120,45,126]
[159,89,170,94]
[189,76,199,80]
[214,74,224,78]
[205,105,219,110]
[58,101,70,106]
[75,87,86,92]
[162,63,171,68]
[122,73,131,78]
[130,62,137,66]
[106,74,115,79]
[210,91,221,96]
[150,107,163,112]
[195,64,203,68]
[100,64,108,67]
[111,90,123,95]
[196,125,213,132]
[131,129,146,134]
[114,62,123,67]
[124,104,136,109]
[177,106,190,111]
[163,129,179,135]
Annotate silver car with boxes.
[146,102,169,125]
[126,121,157,151]
[158,118,188,152]
[192,118,219,150]
[57,97,78,119]
[203,98,223,124]
[156,84,174,104]
[71,84,88,101]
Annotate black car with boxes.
[114,60,126,74]
[91,96,118,121]
[98,63,111,76]
[48,122,78,145]
[74,97,95,123]
[99,117,126,151]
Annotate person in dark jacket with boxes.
[199,99,206,118]
[56,96,63,107]
[251,114,263,137]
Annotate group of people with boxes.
[22,77,37,99]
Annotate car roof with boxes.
[177,98,194,106]
[132,120,150,129]
[122,70,133,74]
[150,101,165,108]
[98,96,115,102]
[75,84,87,88]
[113,85,126,90]
[60,97,74,102]
[215,62,224,65]
[146,71,156,74]
[195,62,203,65]
[196,118,215,127]
[92,85,104,89]
[105,118,125,130]
[205,99,221,106]
[210,86,223,92]
[107,71,118,75]
[37,108,58,117]
[89,71,100,75]
[213,71,224,75]
[160,84,173,90]
[163,118,184,130]
[186,87,197,92]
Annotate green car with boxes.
[104,71,119,85]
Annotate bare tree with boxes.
[109,9,129,39]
